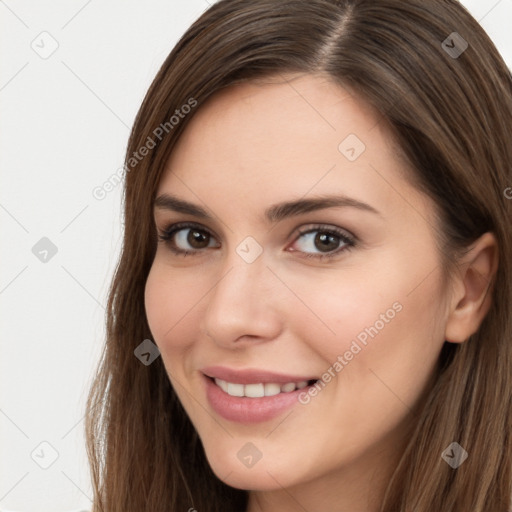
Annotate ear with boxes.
[444,232,499,343]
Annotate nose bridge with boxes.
[201,247,281,344]
[210,252,268,315]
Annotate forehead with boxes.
[157,73,426,223]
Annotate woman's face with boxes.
[145,73,450,502]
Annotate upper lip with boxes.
[201,365,318,385]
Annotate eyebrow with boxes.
[153,193,381,223]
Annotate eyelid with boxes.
[157,220,217,238]
[290,223,356,243]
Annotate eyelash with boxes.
[157,221,356,261]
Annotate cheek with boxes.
[283,253,446,395]
[144,262,205,356]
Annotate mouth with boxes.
[201,368,320,424]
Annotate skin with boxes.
[144,73,497,511]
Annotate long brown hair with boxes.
[85,1,512,510]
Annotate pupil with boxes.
[188,229,209,248]
[315,232,339,252]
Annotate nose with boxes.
[200,255,283,348]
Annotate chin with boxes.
[202,441,302,491]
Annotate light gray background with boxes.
[1,1,510,510]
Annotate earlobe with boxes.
[444,232,499,343]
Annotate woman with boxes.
[86,0,512,510]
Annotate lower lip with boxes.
[203,374,312,424]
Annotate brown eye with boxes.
[314,232,340,252]
[288,225,356,260]
[187,229,210,249]
[158,223,220,255]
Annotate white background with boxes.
[1,1,510,510]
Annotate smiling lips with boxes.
[201,366,319,423]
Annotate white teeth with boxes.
[215,378,228,393]
[214,378,312,397]
[245,383,265,398]
[264,383,281,396]
[226,382,244,397]
[281,382,296,393]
